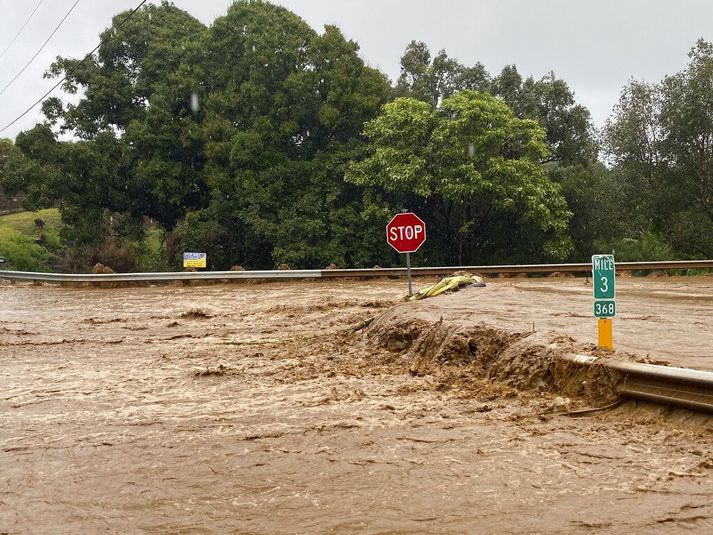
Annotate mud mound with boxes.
[193,364,235,377]
[179,309,213,319]
[267,299,396,315]
[365,304,621,403]
[91,263,114,274]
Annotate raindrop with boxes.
[467,142,475,158]
[190,92,200,113]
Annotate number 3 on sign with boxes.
[600,277,608,294]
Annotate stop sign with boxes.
[386,212,426,253]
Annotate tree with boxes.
[555,163,627,260]
[395,41,490,107]
[602,79,663,234]
[603,39,713,259]
[492,67,597,165]
[186,2,391,268]
[0,139,27,197]
[12,125,131,246]
[396,42,596,167]
[21,1,392,269]
[42,1,209,233]
[346,92,573,265]
[659,39,713,226]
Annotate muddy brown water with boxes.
[2,277,713,534]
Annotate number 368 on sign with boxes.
[593,300,616,318]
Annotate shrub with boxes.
[595,231,674,263]
[667,208,713,259]
[59,237,138,273]
[0,235,51,271]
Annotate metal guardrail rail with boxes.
[565,354,713,413]
[0,260,711,282]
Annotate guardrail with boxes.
[565,354,713,413]
[0,260,711,283]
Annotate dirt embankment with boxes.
[363,295,646,407]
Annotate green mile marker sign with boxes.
[592,254,616,319]
[592,254,615,300]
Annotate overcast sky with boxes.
[1,0,712,139]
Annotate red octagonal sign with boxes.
[386,212,427,253]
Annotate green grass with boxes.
[0,208,62,271]
[131,224,169,272]
[145,226,163,254]
[0,208,60,239]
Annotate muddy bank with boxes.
[364,296,648,406]
[361,278,713,370]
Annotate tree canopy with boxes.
[8,1,709,271]
[395,41,597,166]
[602,38,713,259]
[346,92,572,264]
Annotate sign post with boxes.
[592,254,615,350]
[405,250,412,297]
[386,212,426,297]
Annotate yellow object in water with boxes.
[409,275,485,301]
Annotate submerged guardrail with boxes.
[565,354,713,413]
[0,260,711,283]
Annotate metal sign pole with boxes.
[406,252,413,297]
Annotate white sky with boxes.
[1,0,712,139]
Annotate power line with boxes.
[0,0,45,63]
[0,0,81,97]
[0,0,149,135]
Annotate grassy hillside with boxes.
[0,209,62,271]
[0,209,168,272]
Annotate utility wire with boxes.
[0,0,45,63]
[0,0,81,97]
[0,0,149,135]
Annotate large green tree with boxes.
[191,2,391,268]
[12,1,391,269]
[43,1,209,231]
[346,92,573,264]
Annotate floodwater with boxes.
[1,277,713,534]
